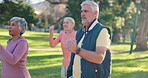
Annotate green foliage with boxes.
[0,0,38,30]
[99,0,136,43]
[66,0,83,29]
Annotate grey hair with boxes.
[64,17,75,26]
[81,1,99,19]
[10,17,28,35]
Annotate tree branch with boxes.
[46,0,67,4]
[51,13,68,26]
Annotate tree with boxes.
[0,0,38,30]
[135,0,148,50]
[46,0,67,4]
[104,0,132,43]
[66,0,83,30]
[122,1,137,43]
[35,0,67,32]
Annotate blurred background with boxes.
[0,0,148,78]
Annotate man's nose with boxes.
[81,12,85,16]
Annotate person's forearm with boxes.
[49,33,54,47]
[78,48,105,64]
[49,33,56,47]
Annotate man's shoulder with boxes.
[96,24,111,39]
[76,27,83,33]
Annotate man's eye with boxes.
[84,10,87,12]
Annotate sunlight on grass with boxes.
[28,65,50,69]
[49,52,63,55]
[26,50,63,78]
[0,29,61,48]
[112,54,148,78]
[111,44,136,52]
[49,63,62,68]
[28,52,50,56]
[49,57,63,62]
[113,67,146,72]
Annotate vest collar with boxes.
[83,20,99,32]
[88,20,99,31]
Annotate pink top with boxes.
[50,31,76,67]
[0,37,31,78]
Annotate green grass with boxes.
[0,28,148,78]
[27,50,62,78]
[28,50,148,78]
[112,54,148,78]
[111,43,148,53]
[0,29,61,48]
[111,43,135,52]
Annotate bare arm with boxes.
[49,25,60,47]
[49,31,55,47]
[78,46,106,64]
[66,39,106,64]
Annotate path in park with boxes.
[29,48,148,56]
[29,48,62,51]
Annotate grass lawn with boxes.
[28,50,148,78]
[112,54,148,78]
[28,50,62,78]
[0,29,61,49]
[0,29,148,78]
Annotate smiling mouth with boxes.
[64,27,68,29]
[9,30,12,32]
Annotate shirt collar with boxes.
[88,20,99,31]
[82,20,99,32]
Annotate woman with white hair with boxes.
[0,17,31,78]
[49,17,76,78]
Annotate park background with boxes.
[0,0,148,78]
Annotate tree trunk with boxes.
[112,27,120,43]
[122,31,126,43]
[57,23,61,33]
[135,0,148,50]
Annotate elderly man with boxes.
[66,1,112,78]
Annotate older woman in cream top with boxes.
[0,17,31,78]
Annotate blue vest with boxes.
[67,23,112,78]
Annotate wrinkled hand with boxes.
[49,25,54,33]
[66,39,78,53]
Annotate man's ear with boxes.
[94,11,98,15]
